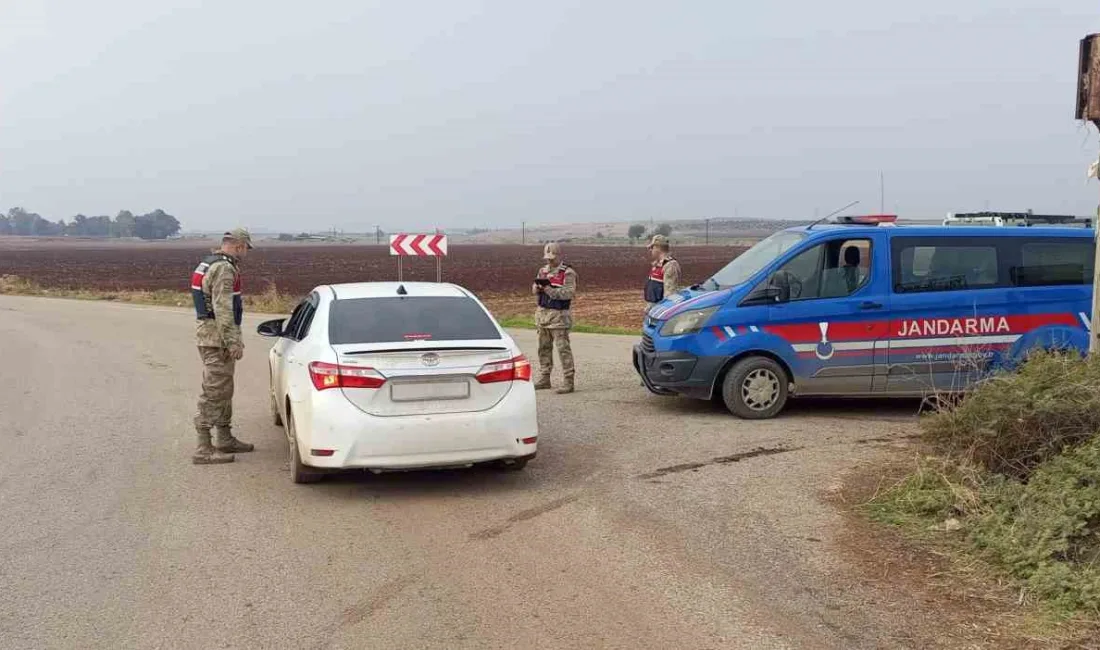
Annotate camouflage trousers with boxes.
[194,346,236,431]
[536,327,574,381]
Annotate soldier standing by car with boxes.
[533,242,577,394]
[190,228,256,464]
[645,234,682,312]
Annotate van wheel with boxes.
[721,357,789,419]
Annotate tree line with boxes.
[0,207,182,239]
[627,223,672,243]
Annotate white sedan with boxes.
[258,282,538,484]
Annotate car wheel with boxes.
[721,356,789,419]
[270,389,283,428]
[287,412,322,484]
[494,458,528,471]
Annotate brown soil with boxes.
[0,240,741,329]
[0,240,741,294]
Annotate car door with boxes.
[274,295,318,416]
[762,233,890,395]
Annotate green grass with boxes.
[865,353,1100,622]
[496,314,637,335]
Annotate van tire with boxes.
[721,356,789,419]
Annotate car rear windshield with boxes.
[329,296,502,344]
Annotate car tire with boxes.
[270,390,283,428]
[287,412,322,484]
[721,356,789,420]
[494,458,528,471]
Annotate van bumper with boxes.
[633,344,726,400]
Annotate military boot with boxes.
[214,426,255,453]
[193,430,234,465]
[555,378,575,394]
[534,377,552,390]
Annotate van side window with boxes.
[1012,240,1093,287]
[767,238,871,301]
[892,238,999,293]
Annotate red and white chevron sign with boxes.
[389,233,448,257]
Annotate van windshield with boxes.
[706,231,807,289]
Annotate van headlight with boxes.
[660,306,718,336]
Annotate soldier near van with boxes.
[190,228,256,464]
[645,234,682,311]
[533,242,577,394]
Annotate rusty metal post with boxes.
[1079,35,1100,353]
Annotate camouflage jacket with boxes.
[194,254,243,350]
[534,263,577,329]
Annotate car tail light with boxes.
[475,354,532,384]
[308,362,386,391]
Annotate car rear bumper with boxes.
[633,343,726,400]
[297,385,538,470]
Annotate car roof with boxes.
[326,282,473,300]
[788,224,1095,239]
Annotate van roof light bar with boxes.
[834,214,898,225]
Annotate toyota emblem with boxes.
[420,352,441,367]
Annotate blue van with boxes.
[633,215,1095,418]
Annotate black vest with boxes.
[190,253,243,325]
[537,264,572,310]
[644,257,673,303]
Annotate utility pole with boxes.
[704,218,710,245]
[879,171,885,214]
[374,225,381,245]
[521,221,525,245]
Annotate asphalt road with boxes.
[0,296,927,650]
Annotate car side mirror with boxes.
[257,318,285,338]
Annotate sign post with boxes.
[1091,165,1100,354]
[1080,34,1100,352]
[389,233,449,283]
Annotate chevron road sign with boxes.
[389,233,448,257]
[389,233,448,282]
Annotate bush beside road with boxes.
[866,352,1100,636]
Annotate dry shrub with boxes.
[922,351,1100,478]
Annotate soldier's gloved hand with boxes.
[228,343,245,361]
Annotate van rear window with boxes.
[1013,241,1092,287]
[329,297,502,344]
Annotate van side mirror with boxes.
[257,318,285,338]
[741,284,781,307]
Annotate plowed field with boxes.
[0,240,746,327]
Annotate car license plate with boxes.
[390,380,470,402]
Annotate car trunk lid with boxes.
[331,341,514,416]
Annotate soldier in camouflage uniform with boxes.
[190,228,256,464]
[644,234,682,313]
[533,242,577,394]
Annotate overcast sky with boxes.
[1,1,1098,232]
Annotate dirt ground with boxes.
[0,237,742,295]
[0,238,739,328]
